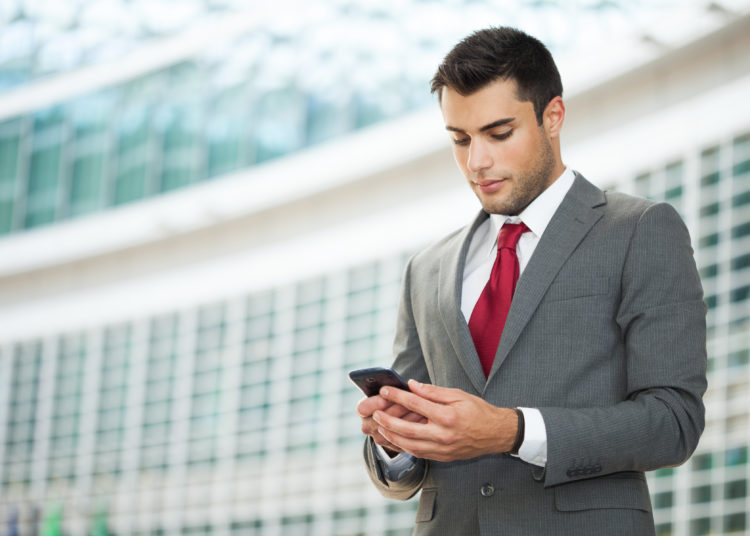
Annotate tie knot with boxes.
[498,222,530,250]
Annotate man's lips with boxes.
[474,178,508,193]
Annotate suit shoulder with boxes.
[600,191,688,245]
[603,190,656,216]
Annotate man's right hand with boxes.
[357,395,426,455]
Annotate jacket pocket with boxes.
[416,488,437,522]
[543,276,610,303]
[554,472,651,512]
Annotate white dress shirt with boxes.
[375,167,576,471]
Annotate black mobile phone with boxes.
[348,367,410,397]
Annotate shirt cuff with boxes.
[516,407,547,467]
[373,443,418,481]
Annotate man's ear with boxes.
[543,96,565,138]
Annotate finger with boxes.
[378,427,447,461]
[383,403,412,418]
[379,386,440,421]
[402,411,428,424]
[371,430,402,453]
[373,409,439,442]
[356,394,392,418]
[371,428,401,452]
[407,380,463,405]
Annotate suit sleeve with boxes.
[539,202,707,487]
[362,256,431,499]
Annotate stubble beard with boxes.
[476,137,557,216]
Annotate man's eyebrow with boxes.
[479,118,515,132]
[444,117,515,134]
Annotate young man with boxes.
[356,27,707,534]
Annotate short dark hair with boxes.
[431,27,563,125]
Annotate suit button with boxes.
[480,484,495,497]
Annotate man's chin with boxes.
[478,196,517,216]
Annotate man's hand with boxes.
[357,393,427,455]
[372,380,518,462]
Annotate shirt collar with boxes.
[487,166,576,254]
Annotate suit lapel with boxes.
[438,210,489,394]
[486,175,606,384]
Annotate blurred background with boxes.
[0,0,749,534]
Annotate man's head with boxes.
[431,26,562,126]
[433,27,566,216]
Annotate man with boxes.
[356,27,707,535]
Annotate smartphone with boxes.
[348,367,410,397]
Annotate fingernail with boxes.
[373,411,381,423]
[381,387,390,396]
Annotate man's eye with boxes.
[492,130,513,141]
[452,138,470,146]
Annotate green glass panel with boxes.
[254,88,306,163]
[732,253,750,271]
[28,145,61,194]
[207,135,240,177]
[725,479,747,499]
[0,130,19,185]
[70,153,104,215]
[732,222,750,239]
[653,491,673,509]
[114,164,147,205]
[726,446,748,466]
[724,512,746,532]
[732,190,750,207]
[733,134,750,176]
[693,453,713,470]
[0,200,13,233]
[306,94,351,145]
[162,116,196,151]
[691,484,712,504]
[700,146,720,185]
[24,206,55,228]
[160,167,193,192]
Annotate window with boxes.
[724,512,746,533]
[700,146,721,186]
[141,314,179,472]
[725,479,747,500]
[47,334,87,483]
[691,484,712,504]
[653,491,673,509]
[26,108,65,227]
[0,119,21,233]
[94,324,132,476]
[733,133,750,177]
[188,303,227,466]
[2,342,42,489]
[725,446,748,467]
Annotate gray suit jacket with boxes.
[363,175,707,535]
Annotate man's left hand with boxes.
[373,380,518,462]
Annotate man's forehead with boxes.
[440,79,531,126]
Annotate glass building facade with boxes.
[2,2,750,535]
[0,63,424,235]
[2,130,750,534]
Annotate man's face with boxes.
[440,78,560,215]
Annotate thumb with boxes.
[408,379,461,404]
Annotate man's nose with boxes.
[467,140,493,173]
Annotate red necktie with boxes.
[469,222,530,378]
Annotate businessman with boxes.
[356,27,707,535]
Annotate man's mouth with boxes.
[474,178,508,193]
